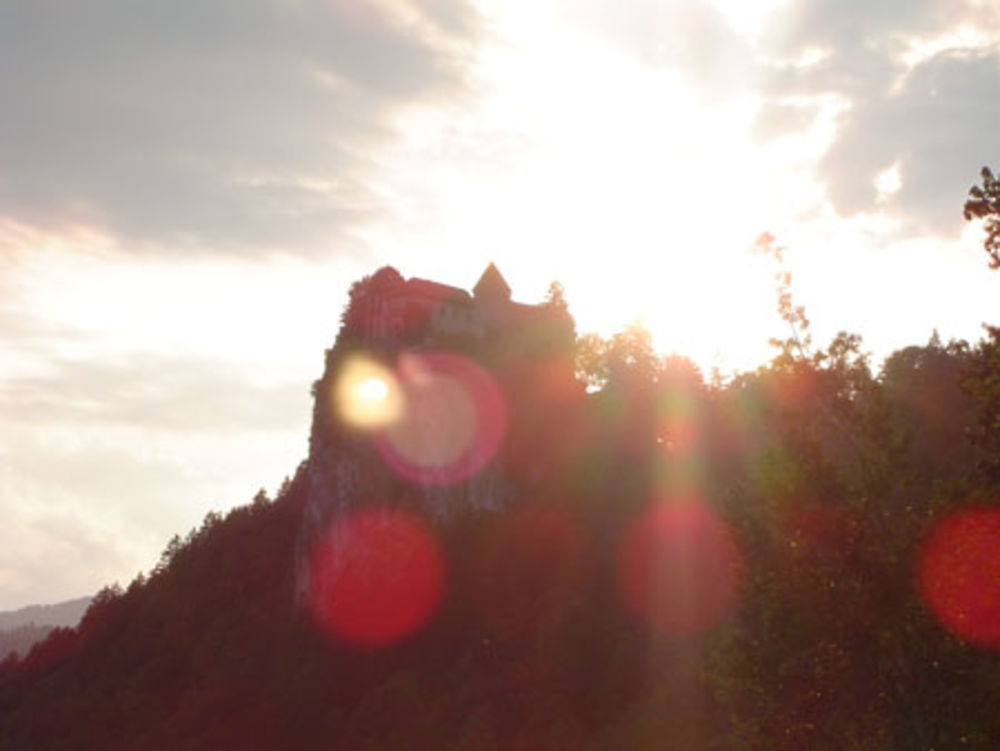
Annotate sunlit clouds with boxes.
[2,0,1000,608]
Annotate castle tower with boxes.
[473,262,512,302]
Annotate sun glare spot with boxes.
[336,358,401,429]
[358,376,389,403]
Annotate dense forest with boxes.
[2,195,1000,749]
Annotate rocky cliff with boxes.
[294,265,575,605]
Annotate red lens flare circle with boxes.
[618,502,744,635]
[918,507,1000,648]
[308,509,445,648]
[376,352,506,487]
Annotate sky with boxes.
[2,0,999,609]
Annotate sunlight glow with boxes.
[336,358,402,429]
[875,162,902,200]
[358,376,390,404]
[897,25,1000,69]
[707,0,789,38]
[618,500,744,635]
[363,9,817,375]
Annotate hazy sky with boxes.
[2,0,999,608]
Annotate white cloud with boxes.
[820,50,1000,233]
[755,0,1000,236]
[0,0,482,254]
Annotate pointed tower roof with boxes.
[473,262,512,300]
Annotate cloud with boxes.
[0,381,308,607]
[566,0,752,94]
[0,0,481,254]
[0,508,137,609]
[755,0,1000,235]
[2,434,191,534]
[766,0,966,62]
[0,429,222,608]
[0,354,308,432]
[821,49,1000,233]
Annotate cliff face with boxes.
[294,265,575,604]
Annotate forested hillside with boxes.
[2,274,999,750]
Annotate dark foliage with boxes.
[2,274,1000,750]
[965,166,1000,270]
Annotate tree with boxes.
[753,232,812,362]
[537,280,577,359]
[881,334,979,479]
[574,323,658,392]
[338,265,404,337]
[606,323,658,386]
[963,324,1000,481]
[963,166,1000,270]
[575,333,611,390]
[962,167,1000,476]
[542,281,569,314]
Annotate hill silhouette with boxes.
[2,266,1000,750]
[0,597,92,633]
[0,596,92,660]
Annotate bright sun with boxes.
[358,376,390,404]
[336,358,402,429]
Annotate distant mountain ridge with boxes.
[0,596,92,631]
[0,596,91,660]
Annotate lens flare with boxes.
[358,376,389,402]
[658,388,700,455]
[335,357,402,429]
[386,371,477,468]
[618,501,744,635]
[308,508,445,648]
[918,507,1000,648]
[376,352,506,486]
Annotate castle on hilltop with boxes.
[340,262,572,350]
[295,263,578,604]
